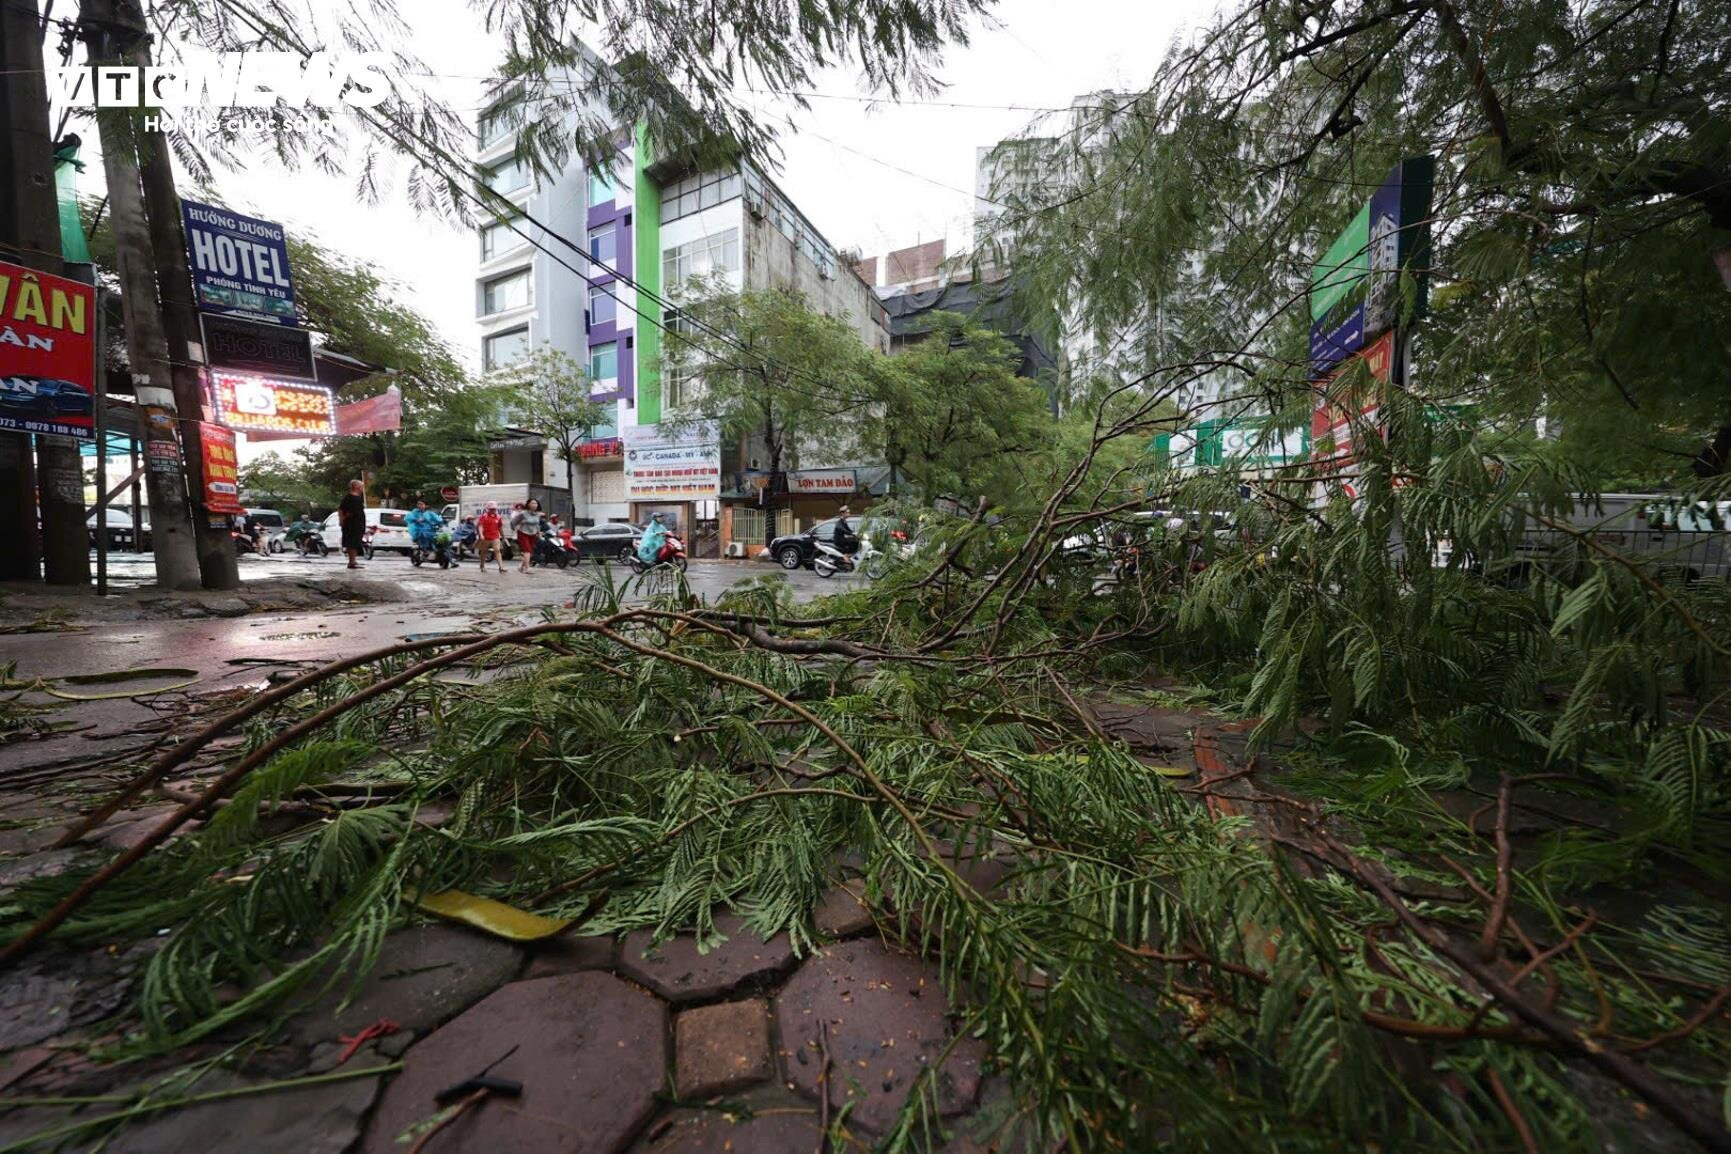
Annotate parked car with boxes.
[768,515,895,571]
[321,507,414,555]
[570,521,643,563]
[87,508,150,550]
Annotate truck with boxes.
[444,484,573,526]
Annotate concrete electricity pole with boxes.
[133,47,238,587]
[0,0,88,585]
[80,0,202,590]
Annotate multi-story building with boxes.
[474,53,889,554]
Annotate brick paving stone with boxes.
[362,972,666,1154]
[774,939,986,1135]
[105,1064,387,1154]
[619,912,798,1003]
[676,998,773,1098]
[627,1088,838,1153]
[287,923,523,1047]
[524,933,616,978]
[0,948,143,1049]
[813,879,874,938]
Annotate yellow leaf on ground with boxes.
[414,890,571,941]
[1147,765,1195,778]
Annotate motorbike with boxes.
[628,532,688,574]
[360,525,377,561]
[231,527,261,556]
[410,528,454,569]
[813,535,883,579]
[450,526,479,561]
[531,526,577,569]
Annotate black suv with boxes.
[571,521,643,563]
[770,516,867,570]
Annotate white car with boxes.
[321,507,414,555]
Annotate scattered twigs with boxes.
[1623,982,1731,1055]
[52,633,486,848]
[1484,1065,1540,1154]
[1318,828,1731,1154]
[1478,772,1515,961]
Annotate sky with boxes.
[52,0,1218,466]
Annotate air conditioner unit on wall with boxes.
[726,541,746,558]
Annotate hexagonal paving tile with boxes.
[287,923,524,1048]
[619,912,798,1003]
[774,939,986,1135]
[106,1065,387,1154]
[363,972,666,1154]
[628,1089,838,1153]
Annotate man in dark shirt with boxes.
[338,480,367,569]
[832,505,858,555]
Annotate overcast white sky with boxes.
[52,0,1217,368]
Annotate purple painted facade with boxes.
[585,190,635,404]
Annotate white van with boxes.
[321,507,414,555]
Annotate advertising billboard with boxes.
[181,199,299,326]
[1309,330,1395,502]
[1309,156,1434,376]
[0,260,96,439]
[623,423,721,501]
[200,313,317,380]
[198,422,245,513]
[210,371,336,436]
[788,469,857,494]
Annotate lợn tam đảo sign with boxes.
[623,423,721,501]
[210,371,336,436]
[788,469,856,494]
[181,200,298,326]
[0,260,95,439]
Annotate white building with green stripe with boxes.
[475,71,887,544]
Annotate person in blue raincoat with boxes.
[405,499,443,557]
[636,513,668,565]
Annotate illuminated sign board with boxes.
[210,371,336,436]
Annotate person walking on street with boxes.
[338,480,367,569]
[477,502,507,573]
[513,498,548,573]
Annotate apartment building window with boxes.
[588,165,619,206]
[660,169,742,223]
[484,158,529,196]
[479,215,526,261]
[482,326,530,371]
[662,229,739,295]
[480,269,531,316]
[588,285,616,327]
[589,341,618,383]
[665,365,700,411]
[588,223,617,266]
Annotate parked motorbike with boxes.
[531,527,577,569]
[361,525,377,561]
[813,536,883,579]
[628,533,688,574]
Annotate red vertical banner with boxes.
[198,422,245,513]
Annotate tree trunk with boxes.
[0,1,84,584]
[136,76,239,589]
[83,0,201,590]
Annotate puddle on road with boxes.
[257,631,341,642]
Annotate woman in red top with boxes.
[476,501,506,573]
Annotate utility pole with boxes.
[80,0,201,590]
[0,0,87,585]
[130,22,237,588]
